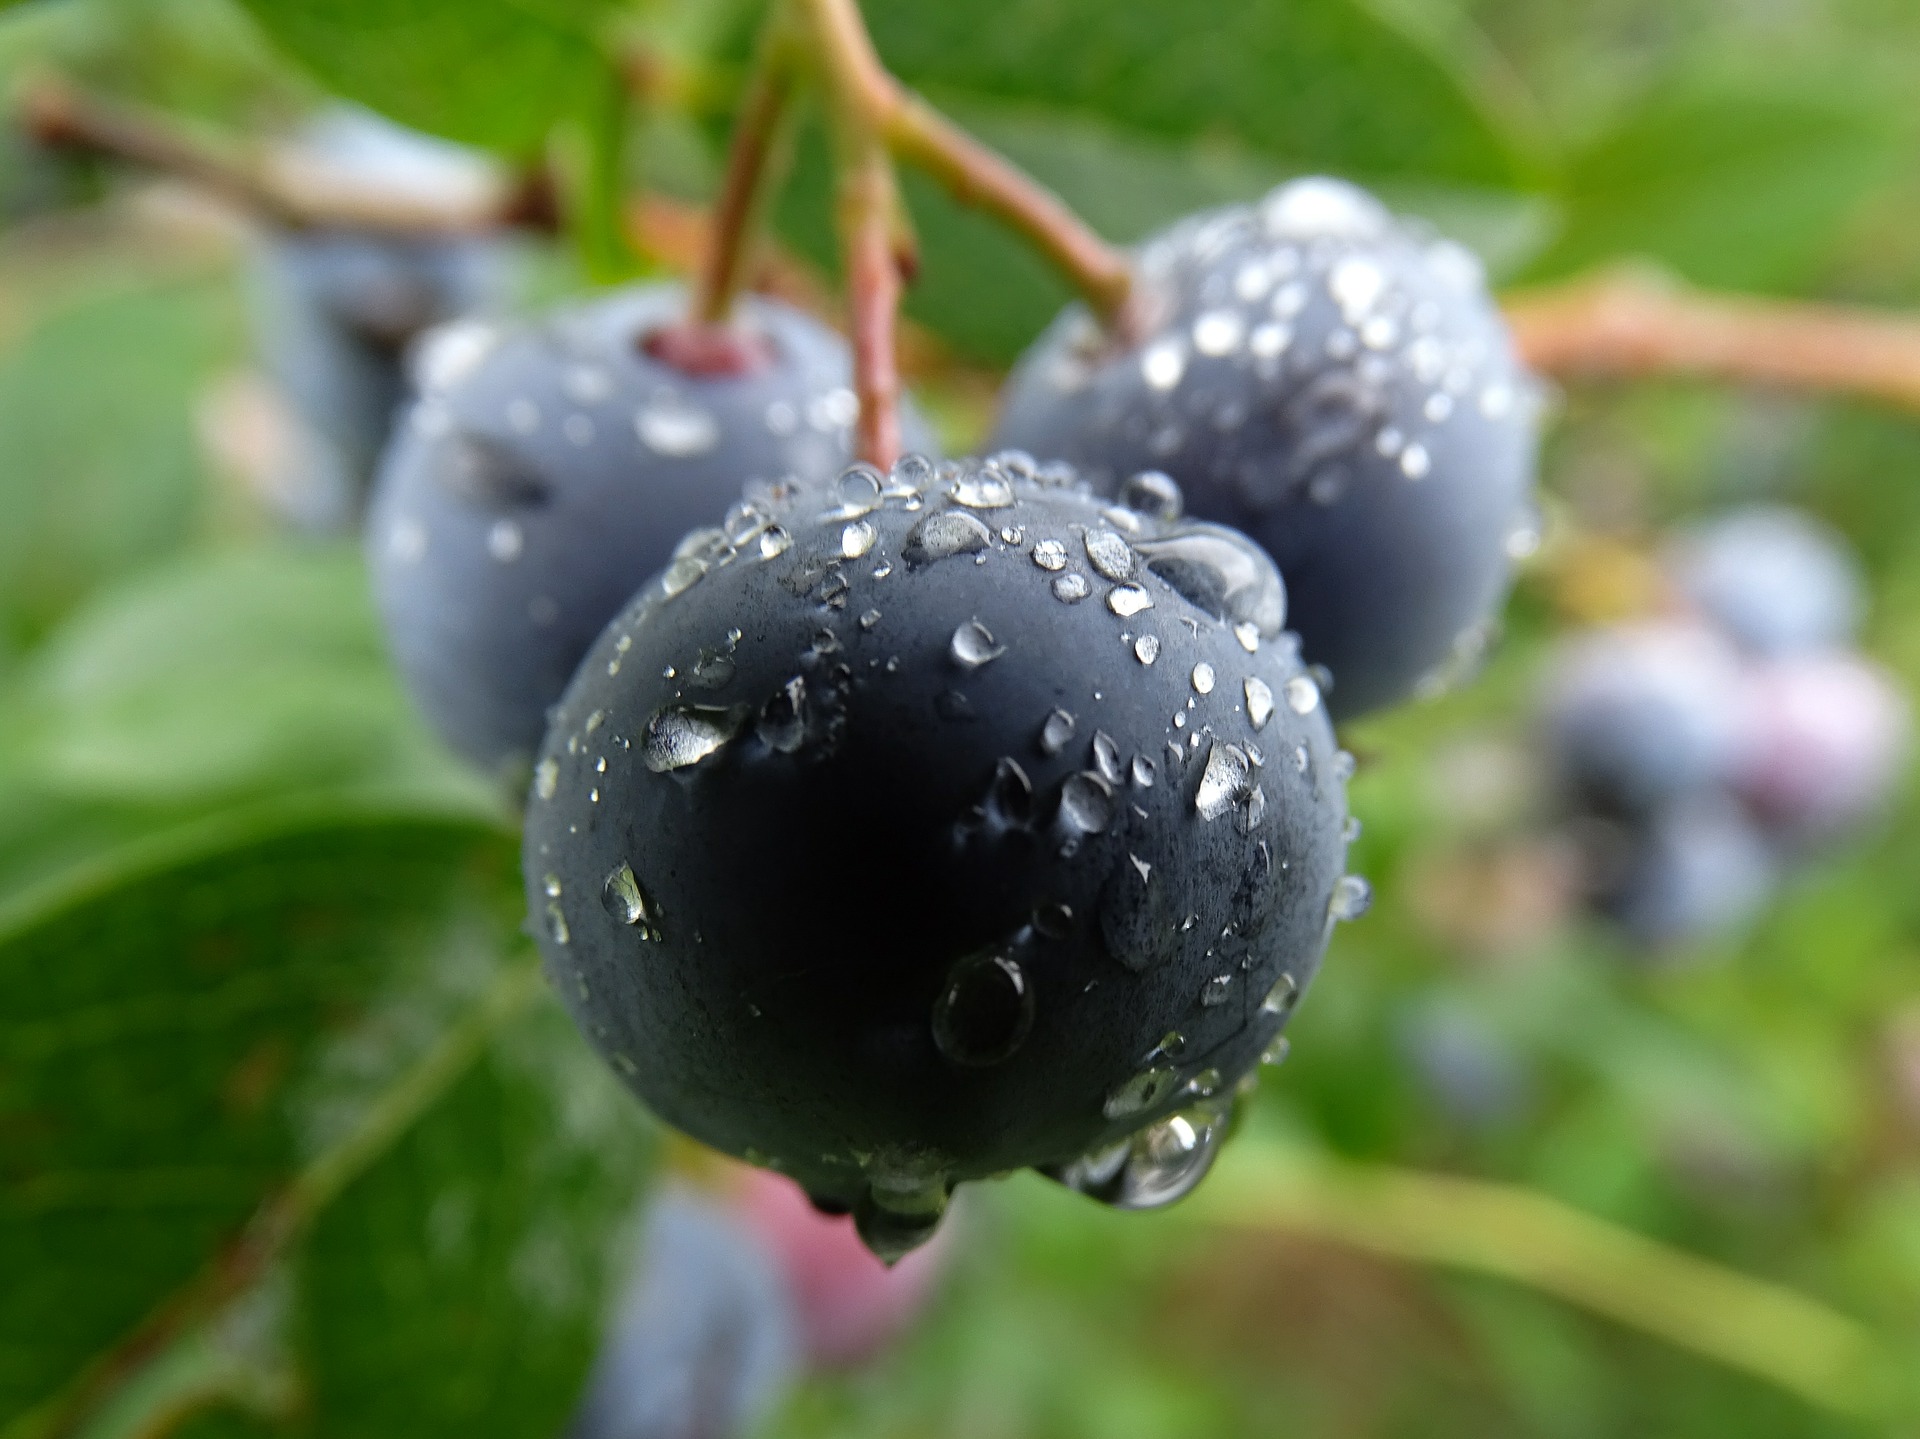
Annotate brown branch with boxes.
[1505,268,1920,412]
[801,0,1131,324]
[17,75,545,236]
[837,141,905,469]
[691,24,799,325]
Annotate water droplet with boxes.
[1135,526,1286,637]
[1284,674,1321,714]
[1333,750,1357,781]
[1244,677,1274,730]
[983,757,1034,827]
[1092,731,1124,784]
[859,608,882,631]
[1329,875,1373,922]
[1108,584,1153,617]
[1192,309,1245,356]
[951,620,1006,669]
[1129,852,1153,883]
[1195,742,1251,821]
[1084,529,1135,581]
[855,1177,948,1264]
[1261,972,1298,1016]
[951,471,1015,508]
[1400,443,1431,480]
[1039,708,1076,756]
[544,901,570,945]
[1243,784,1266,831]
[601,862,662,939]
[1032,538,1068,571]
[758,525,792,560]
[756,677,806,753]
[1191,663,1215,695]
[1343,814,1362,843]
[889,453,933,492]
[904,510,992,567]
[542,873,563,898]
[932,950,1035,1066]
[691,649,736,689]
[1132,754,1157,788]
[1234,622,1260,653]
[834,464,884,516]
[642,703,745,771]
[1117,470,1183,522]
[636,394,719,456]
[1261,1034,1292,1067]
[1134,634,1160,666]
[1200,974,1232,1006]
[1104,1064,1181,1119]
[1054,573,1091,603]
[660,555,707,597]
[842,520,877,558]
[1058,772,1115,834]
[1140,339,1186,390]
[533,758,558,800]
[1054,1100,1228,1210]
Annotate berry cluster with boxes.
[1540,506,1910,948]
[363,177,1530,1259]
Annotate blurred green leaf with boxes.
[0,273,240,667]
[230,0,625,154]
[858,0,1529,189]
[1524,80,1904,291]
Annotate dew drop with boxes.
[1400,443,1431,480]
[643,704,744,772]
[1195,742,1251,821]
[1200,974,1232,1007]
[1058,772,1115,835]
[758,526,792,560]
[842,520,877,558]
[1332,749,1357,781]
[1244,677,1274,730]
[1329,875,1373,922]
[1192,309,1245,356]
[951,471,1015,509]
[1132,754,1157,788]
[950,620,1006,669]
[1134,634,1160,666]
[1107,584,1153,617]
[904,510,993,567]
[1261,972,1298,1016]
[1084,529,1135,581]
[756,677,807,753]
[1191,663,1215,695]
[1039,708,1076,756]
[983,757,1034,828]
[932,950,1035,1066]
[636,395,719,456]
[1054,573,1091,603]
[1104,1065,1181,1120]
[1032,538,1068,571]
[1283,674,1321,714]
[601,862,662,939]
[1140,339,1186,391]
[533,758,558,801]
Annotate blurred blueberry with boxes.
[1666,505,1864,656]
[570,1187,801,1439]
[1603,795,1775,950]
[1397,999,1532,1129]
[1539,621,1748,816]
[1735,651,1911,844]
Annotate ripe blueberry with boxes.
[522,454,1357,1258]
[1735,651,1909,844]
[1594,795,1776,950]
[1665,505,1864,657]
[991,176,1541,719]
[366,283,938,777]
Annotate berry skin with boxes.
[1734,651,1909,844]
[1665,505,1864,657]
[990,176,1540,719]
[522,454,1355,1259]
[366,283,938,777]
[1539,621,1748,818]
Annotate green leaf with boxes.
[0,543,496,815]
[1524,80,1904,291]
[0,813,654,1436]
[858,0,1528,189]
[230,0,627,154]
[0,272,240,666]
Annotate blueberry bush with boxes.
[5,1,1920,1437]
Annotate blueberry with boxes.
[1539,621,1748,817]
[1665,505,1865,657]
[990,176,1541,718]
[1597,795,1776,950]
[522,455,1355,1258]
[1735,651,1910,844]
[568,1186,800,1439]
[250,111,518,531]
[366,284,939,777]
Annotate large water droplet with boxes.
[1191,663,1215,695]
[951,619,1006,669]
[904,510,992,567]
[643,704,745,772]
[1135,525,1286,637]
[1032,538,1068,571]
[601,862,662,940]
[951,471,1015,509]
[842,520,877,558]
[1118,470,1183,521]
[1054,573,1091,603]
[1107,584,1153,617]
[1261,972,1299,1017]
[1284,674,1321,714]
[1091,731,1124,785]
[932,950,1035,1066]
[1084,529,1134,581]
[1058,772,1115,835]
[533,758,559,801]
[1039,708,1076,756]
[1195,742,1251,821]
[854,1175,948,1264]
[1134,634,1160,666]
[983,757,1033,828]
